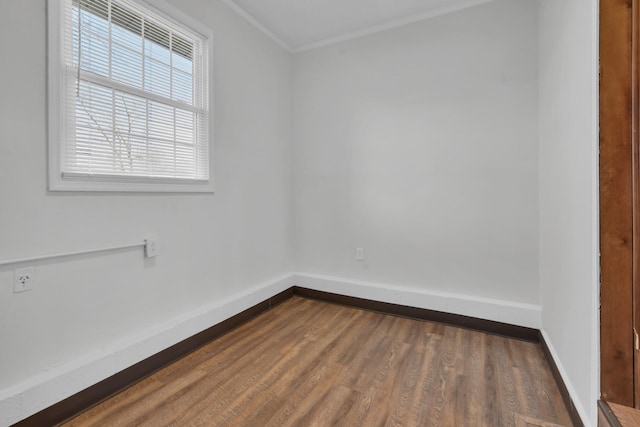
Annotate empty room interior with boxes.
[0,0,609,426]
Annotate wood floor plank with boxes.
[161,302,347,426]
[609,402,640,426]
[61,296,573,427]
[462,330,490,426]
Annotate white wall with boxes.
[538,0,599,425]
[0,0,601,424]
[292,0,539,305]
[0,0,293,423]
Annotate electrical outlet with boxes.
[14,267,34,293]
[145,238,158,258]
[356,247,364,261]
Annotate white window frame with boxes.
[47,0,214,192]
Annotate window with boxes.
[48,0,213,192]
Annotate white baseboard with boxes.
[1,271,544,426]
[0,273,295,427]
[539,330,589,426]
[292,273,542,329]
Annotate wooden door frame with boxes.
[634,0,640,407]
[600,0,640,406]
[600,0,635,406]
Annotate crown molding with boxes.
[222,0,497,54]
[292,0,496,52]
[220,0,294,53]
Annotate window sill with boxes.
[49,173,214,193]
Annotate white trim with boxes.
[293,273,542,328]
[219,0,293,53]
[49,175,215,192]
[47,0,65,195]
[539,330,589,426]
[291,0,496,53]
[0,273,295,426]
[590,0,600,423]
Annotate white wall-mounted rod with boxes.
[0,241,146,267]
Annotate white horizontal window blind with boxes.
[58,0,210,184]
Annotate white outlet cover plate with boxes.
[14,267,34,293]
[145,238,159,258]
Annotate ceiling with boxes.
[222,0,496,52]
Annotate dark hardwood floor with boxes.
[62,296,572,426]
